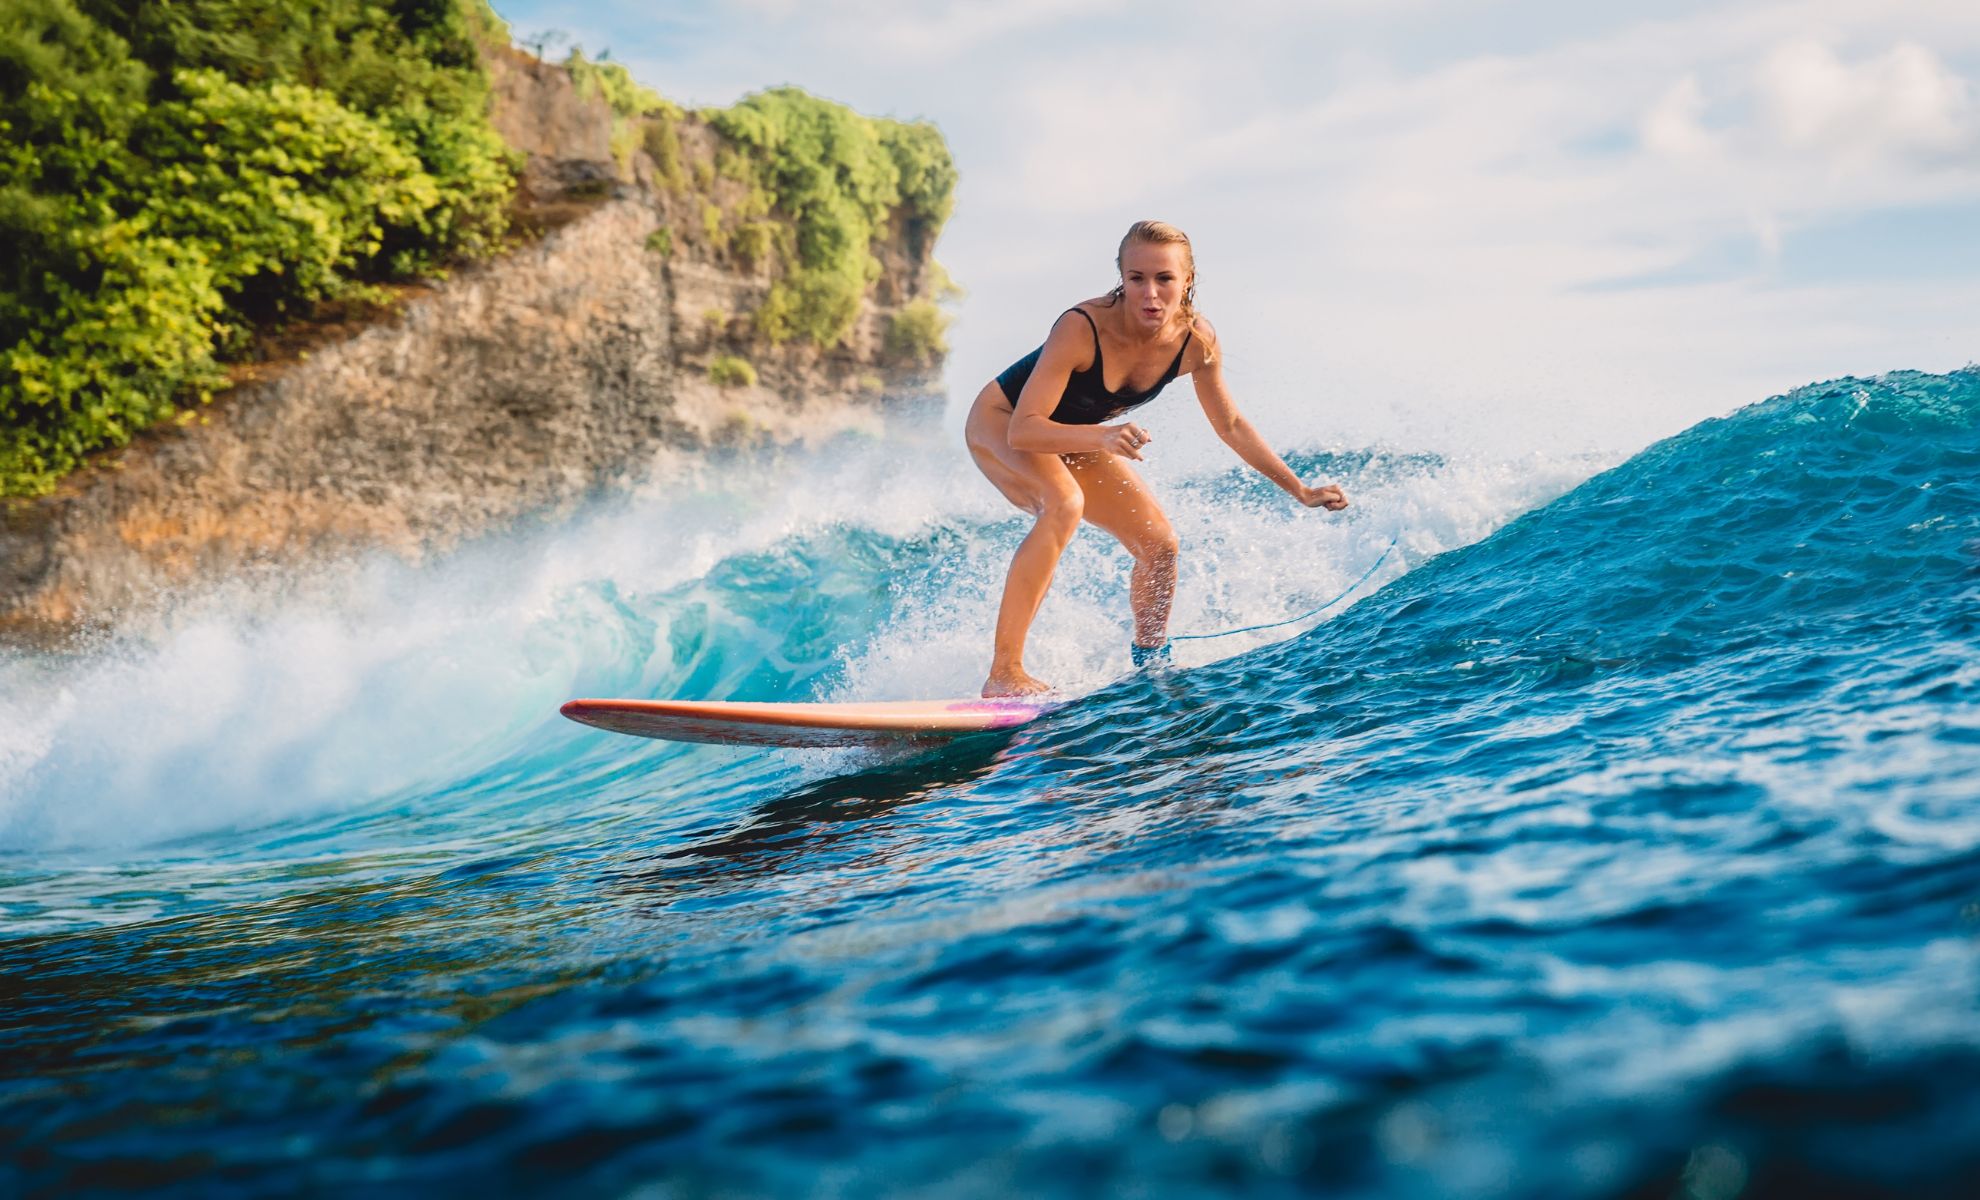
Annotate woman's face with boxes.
[1119,240,1191,333]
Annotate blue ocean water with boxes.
[2,368,1977,1197]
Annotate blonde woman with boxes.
[964,220,1351,698]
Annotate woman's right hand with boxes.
[1298,483,1350,511]
[1099,422,1152,460]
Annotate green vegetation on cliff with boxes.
[705,87,956,348]
[0,10,960,500]
[706,355,756,388]
[885,299,950,366]
[0,0,518,497]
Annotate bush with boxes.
[0,0,518,497]
[644,226,673,256]
[885,299,949,366]
[642,110,686,192]
[707,87,955,348]
[925,259,965,302]
[732,220,777,268]
[707,355,756,388]
[145,70,441,310]
[754,272,861,347]
[699,200,726,251]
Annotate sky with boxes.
[490,0,1980,455]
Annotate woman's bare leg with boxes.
[986,488,1082,692]
[1063,451,1180,648]
[965,384,1083,696]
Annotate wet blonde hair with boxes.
[1107,219,1207,353]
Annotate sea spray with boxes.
[0,435,1582,858]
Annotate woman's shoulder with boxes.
[1044,301,1109,344]
[1062,297,1116,325]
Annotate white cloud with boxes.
[725,0,1130,61]
[994,67,1208,217]
[1642,75,1716,158]
[1758,39,1976,161]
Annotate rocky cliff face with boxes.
[0,50,947,646]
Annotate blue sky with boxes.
[490,1,1980,453]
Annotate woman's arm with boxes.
[1008,311,1150,459]
[1191,319,1349,510]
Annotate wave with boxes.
[1244,367,1980,705]
[0,428,1595,858]
[1045,367,1980,878]
[4,366,1974,863]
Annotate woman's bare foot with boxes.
[982,666,1053,698]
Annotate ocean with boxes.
[2,367,1976,1196]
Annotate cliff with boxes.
[0,48,952,646]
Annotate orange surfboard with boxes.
[559,697,1052,749]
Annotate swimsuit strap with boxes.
[1136,323,1193,399]
[1065,308,1105,388]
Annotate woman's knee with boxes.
[1135,524,1181,568]
[1036,487,1084,536]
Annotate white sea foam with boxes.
[836,435,1609,699]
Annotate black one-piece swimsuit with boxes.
[995,308,1193,425]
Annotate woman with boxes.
[965,219,1351,698]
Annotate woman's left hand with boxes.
[1298,483,1349,511]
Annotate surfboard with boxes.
[559,697,1052,749]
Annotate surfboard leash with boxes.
[1171,531,1402,643]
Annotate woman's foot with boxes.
[982,666,1054,698]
